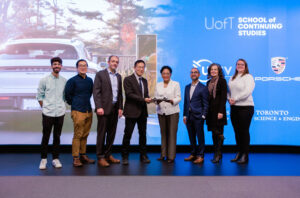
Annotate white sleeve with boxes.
[234,75,255,102]
[172,82,181,105]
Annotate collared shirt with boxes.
[134,72,144,96]
[65,74,93,112]
[190,81,199,100]
[107,68,118,104]
[36,73,66,117]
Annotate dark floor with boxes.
[1,152,300,176]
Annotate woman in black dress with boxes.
[206,63,228,163]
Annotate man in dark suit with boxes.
[183,68,209,164]
[121,60,152,165]
[93,55,123,167]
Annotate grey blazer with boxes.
[93,69,123,115]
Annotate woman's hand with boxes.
[229,98,235,105]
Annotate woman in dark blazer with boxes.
[206,63,228,163]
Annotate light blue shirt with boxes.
[107,69,118,104]
[36,74,67,117]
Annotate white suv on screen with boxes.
[0,38,100,110]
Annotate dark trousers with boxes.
[41,114,64,159]
[158,113,179,160]
[96,104,119,159]
[186,114,205,157]
[230,105,254,154]
[122,113,147,158]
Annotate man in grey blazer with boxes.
[93,55,123,167]
[121,60,152,165]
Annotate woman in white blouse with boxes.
[228,59,255,164]
[155,66,181,163]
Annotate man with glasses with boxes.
[121,60,152,165]
[183,68,209,164]
[65,59,95,167]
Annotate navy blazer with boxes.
[183,82,209,119]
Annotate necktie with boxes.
[139,77,143,95]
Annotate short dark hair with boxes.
[191,67,200,73]
[108,55,119,62]
[134,59,146,68]
[160,65,172,74]
[207,63,224,79]
[51,57,62,65]
[76,59,88,68]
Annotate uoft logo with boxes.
[271,57,286,74]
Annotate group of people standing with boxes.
[37,55,255,170]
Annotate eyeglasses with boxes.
[190,71,199,74]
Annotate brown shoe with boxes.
[184,155,196,161]
[97,158,110,167]
[193,157,204,164]
[73,157,83,167]
[80,155,95,164]
[106,155,120,164]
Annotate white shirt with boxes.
[228,73,255,106]
[155,80,181,115]
[190,81,199,100]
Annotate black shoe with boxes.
[157,156,166,161]
[211,154,222,163]
[230,152,242,162]
[140,155,151,163]
[167,159,174,163]
[122,158,129,165]
[237,153,248,164]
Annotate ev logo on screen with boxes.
[192,59,233,83]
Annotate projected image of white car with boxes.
[0,38,100,110]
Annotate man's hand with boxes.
[145,98,152,103]
[183,117,187,125]
[118,109,123,118]
[38,101,43,108]
[97,108,104,116]
[217,113,223,119]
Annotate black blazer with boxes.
[123,74,149,118]
[93,69,123,115]
[206,78,228,130]
[183,82,209,120]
